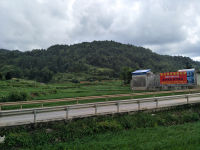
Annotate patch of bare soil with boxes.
[30,93,37,97]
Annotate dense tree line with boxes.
[0,41,199,83]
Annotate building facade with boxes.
[130,69,199,91]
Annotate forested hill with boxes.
[0,49,10,53]
[0,40,199,82]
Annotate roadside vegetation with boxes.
[33,121,200,150]
[1,104,200,149]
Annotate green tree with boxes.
[185,62,193,69]
[120,66,135,84]
[1,40,200,82]
[39,67,53,83]
[5,72,12,80]
[71,78,80,83]
[0,72,2,80]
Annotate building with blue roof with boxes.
[130,69,198,91]
[132,69,151,76]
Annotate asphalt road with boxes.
[0,95,200,127]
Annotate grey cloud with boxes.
[144,41,200,59]
[0,0,200,61]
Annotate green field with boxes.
[0,79,191,111]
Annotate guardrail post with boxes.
[106,97,108,102]
[156,99,158,108]
[131,95,133,99]
[76,99,78,104]
[41,103,43,107]
[189,90,190,94]
[95,104,97,115]
[20,104,22,109]
[187,96,189,104]
[172,91,174,95]
[117,102,119,113]
[66,107,69,119]
[34,110,36,123]
[138,101,140,110]
[0,106,1,111]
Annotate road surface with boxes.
[0,95,199,126]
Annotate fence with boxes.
[0,89,200,111]
[1,93,200,124]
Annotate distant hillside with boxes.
[0,40,199,82]
[0,49,10,53]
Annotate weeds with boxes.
[1,105,200,149]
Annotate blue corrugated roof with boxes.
[132,69,151,74]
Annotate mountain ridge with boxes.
[0,40,199,82]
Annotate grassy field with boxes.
[32,121,200,150]
[0,79,190,110]
[0,79,131,97]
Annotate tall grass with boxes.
[33,122,200,150]
[1,105,200,149]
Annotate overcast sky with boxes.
[0,0,200,61]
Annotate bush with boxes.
[0,72,3,80]
[0,88,30,102]
[71,78,80,83]
[89,78,93,82]
[5,72,12,80]
[35,91,40,97]
[97,77,102,82]
[42,85,52,89]
[53,89,59,94]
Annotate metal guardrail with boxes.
[0,93,200,123]
[0,89,200,111]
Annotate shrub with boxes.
[71,78,80,83]
[0,88,30,102]
[89,78,93,82]
[42,85,52,89]
[0,72,3,80]
[5,72,12,80]
[53,89,59,94]
[97,77,102,82]
[0,95,8,102]
[191,113,199,121]
[35,91,40,97]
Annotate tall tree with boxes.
[185,62,193,69]
[120,66,135,84]
[0,72,3,80]
[5,72,12,80]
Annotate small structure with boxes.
[130,69,199,91]
[132,69,152,76]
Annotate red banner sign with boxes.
[160,71,187,85]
